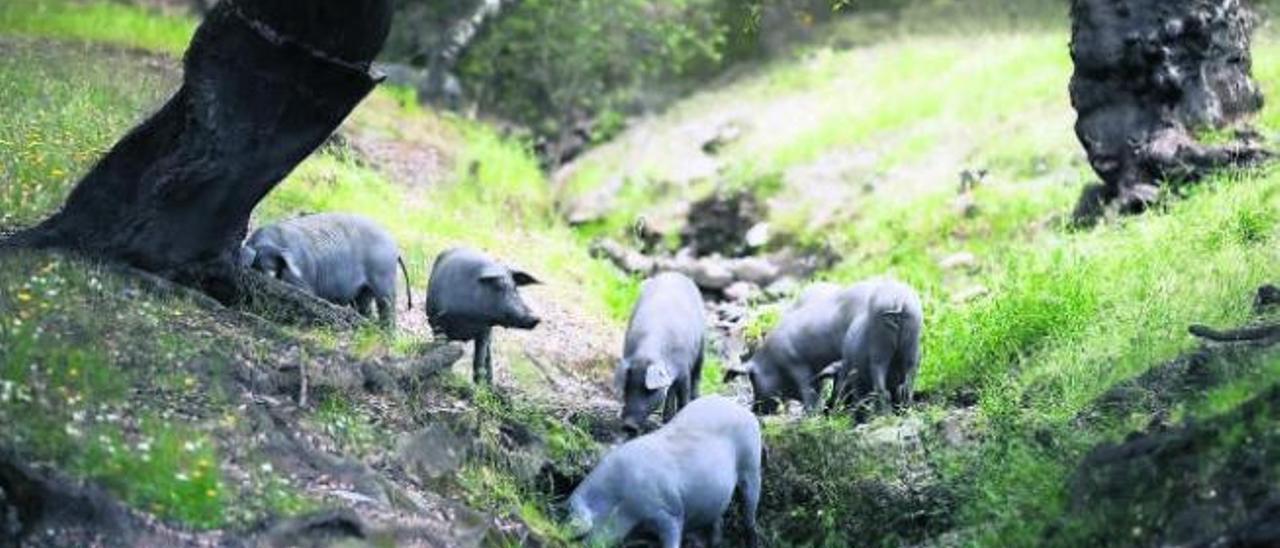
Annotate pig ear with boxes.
[644,364,674,391]
[511,269,541,286]
[279,251,305,284]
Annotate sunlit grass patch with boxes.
[0,40,177,228]
[78,419,227,528]
[259,109,630,324]
[0,0,195,55]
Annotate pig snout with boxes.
[620,417,642,437]
[515,314,541,329]
[502,296,541,329]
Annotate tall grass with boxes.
[0,41,177,227]
[0,0,195,55]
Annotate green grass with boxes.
[558,9,1078,253]
[0,0,195,55]
[5,0,1280,545]
[0,253,232,527]
[258,106,630,323]
[0,39,177,227]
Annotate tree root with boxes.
[233,268,365,329]
[1189,324,1280,344]
[0,449,140,545]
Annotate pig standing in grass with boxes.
[425,248,541,385]
[615,272,706,435]
[567,395,762,548]
[240,213,412,329]
[824,280,923,413]
[723,281,855,414]
[725,279,922,415]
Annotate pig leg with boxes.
[355,289,375,318]
[739,471,762,548]
[662,386,679,422]
[798,373,822,415]
[893,338,921,408]
[678,372,692,411]
[708,516,724,547]
[824,366,848,414]
[473,329,493,385]
[375,294,396,330]
[690,350,704,401]
[852,314,896,414]
[650,513,683,548]
[373,268,398,330]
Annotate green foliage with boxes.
[0,0,194,55]
[759,415,954,546]
[77,419,227,528]
[459,0,727,140]
[450,386,599,546]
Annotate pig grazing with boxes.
[724,279,922,415]
[240,213,411,329]
[826,280,923,413]
[425,248,541,385]
[723,281,856,414]
[615,272,706,435]
[567,395,762,548]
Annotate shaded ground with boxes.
[0,249,612,547]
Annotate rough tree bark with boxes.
[188,0,217,16]
[1069,0,1270,222]
[5,0,392,305]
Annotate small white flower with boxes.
[64,424,82,438]
[175,472,190,482]
[183,441,198,452]
[137,441,151,453]
[260,463,273,473]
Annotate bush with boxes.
[458,0,727,142]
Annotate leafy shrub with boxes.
[458,0,727,142]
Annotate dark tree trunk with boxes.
[188,0,217,16]
[7,0,392,304]
[1069,0,1270,222]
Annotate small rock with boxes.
[744,222,771,249]
[730,256,781,286]
[938,407,979,448]
[591,239,654,275]
[863,417,924,450]
[764,276,801,299]
[397,423,467,484]
[939,251,977,271]
[723,282,760,302]
[702,121,744,155]
[692,257,735,290]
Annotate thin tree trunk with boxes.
[1069,0,1270,223]
[7,0,392,305]
[420,0,519,105]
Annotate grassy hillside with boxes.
[2,0,1279,546]
[559,1,1280,545]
